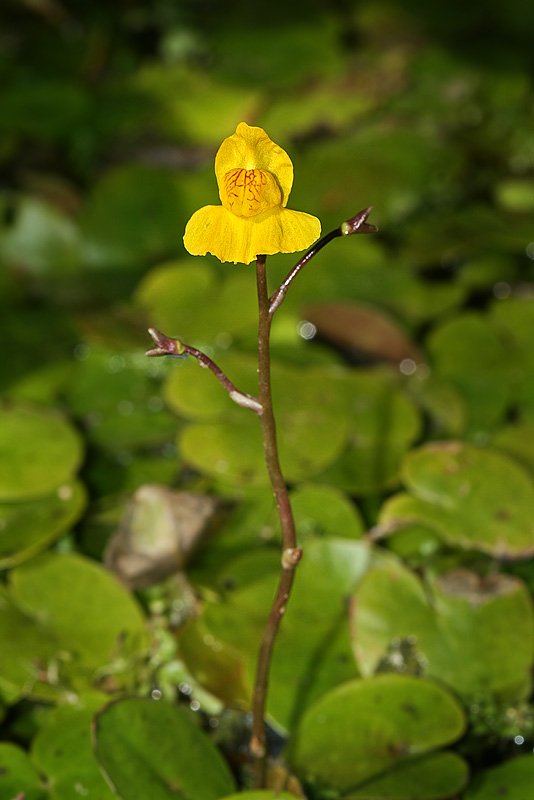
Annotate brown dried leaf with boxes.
[303,302,422,364]
[105,485,221,588]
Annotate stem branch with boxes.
[269,206,377,315]
[146,328,262,413]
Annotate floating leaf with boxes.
[0,194,82,278]
[94,696,236,800]
[465,755,534,800]
[135,260,258,347]
[490,297,534,421]
[492,423,534,478]
[31,703,116,800]
[65,348,178,450]
[346,751,469,800]
[289,674,466,793]
[318,369,421,494]
[0,743,46,800]
[164,352,259,422]
[179,363,349,486]
[182,540,369,730]
[352,556,534,703]
[427,313,515,433]
[81,165,183,271]
[10,553,148,684]
[287,483,365,542]
[0,585,59,704]
[0,404,83,501]
[379,441,534,558]
[220,794,298,800]
[133,63,259,144]
[406,373,466,438]
[494,179,534,213]
[0,479,86,569]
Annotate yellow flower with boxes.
[183,122,321,265]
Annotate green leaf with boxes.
[492,422,534,478]
[65,348,178,450]
[80,165,183,271]
[427,313,515,434]
[10,553,148,681]
[352,556,534,703]
[0,743,46,800]
[0,404,84,501]
[94,697,236,800]
[179,363,350,486]
[164,351,259,421]
[137,261,259,348]
[289,674,466,793]
[0,480,87,569]
[0,194,83,278]
[318,369,421,494]
[494,179,534,212]
[288,483,365,542]
[182,539,369,730]
[0,584,60,704]
[219,794,297,800]
[380,441,534,558]
[346,751,469,800]
[465,755,534,800]
[31,703,116,800]
[133,64,259,144]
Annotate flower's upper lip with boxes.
[215,122,294,208]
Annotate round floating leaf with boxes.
[32,703,116,800]
[352,556,534,702]
[0,585,59,705]
[0,195,82,277]
[179,363,350,486]
[136,261,258,346]
[492,423,534,478]
[165,352,259,421]
[181,416,265,486]
[183,540,369,730]
[94,697,236,800]
[494,179,534,212]
[289,674,466,793]
[135,260,216,338]
[220,794,297,800]
[318,369,421,494]
[427,313,515,434]
[81,165,183,271]
[0,743,45,800]
[66,348,178,450]
[0,480,87,569]
[380,441,534,558]
[465,755,534,800]
[288,483,365,542]
[406,374,466,438]
[346,751,469,800]
[10,553,148,680]
[0,404,84,501]
[490,297,534,421]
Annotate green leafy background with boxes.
[1,0,534,798]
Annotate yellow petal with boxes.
[183,204,321,265]
[215,122,293,208]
